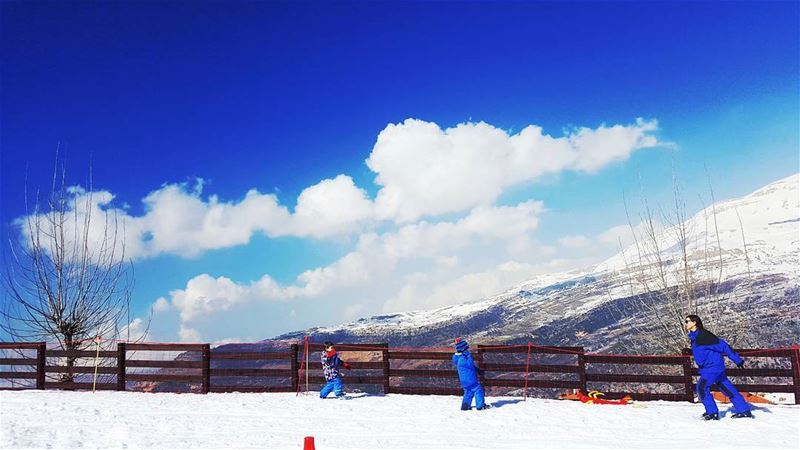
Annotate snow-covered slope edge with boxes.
[265,174,799,351]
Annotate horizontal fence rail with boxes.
[0,341,797,403]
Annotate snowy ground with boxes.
[1,391,798,449]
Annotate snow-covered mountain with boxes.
[267,174,799,351]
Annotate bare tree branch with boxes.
[2,152,150,382]
[612,171,756,353]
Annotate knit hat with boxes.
[454,338,469,353]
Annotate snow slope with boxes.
[597,173,800,277]
[1,391,798,449]
[270,174,799,349]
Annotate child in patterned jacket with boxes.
[320,341,352,399]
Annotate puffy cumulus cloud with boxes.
[157,200,549,337]
[134,175,372,258]
[16,175,373,261]
[287,248,375,298]
[460,201,543,239]
[366,118,660,222]
[374,200,544,263]
[154,201,671,341]
[156,239,385,336]
[292,175,374,238]
[169,273,286,322]
[120,317,149,343]
[152,297,171,313]
[28,116,664,341]
[16,187,132,266]
[17,117,658,264]
[568,118,659,172]
[129,183,289,258]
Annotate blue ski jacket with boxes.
[453,350,480,388]
[689,329,743,375]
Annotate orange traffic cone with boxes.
[303,436,316,450]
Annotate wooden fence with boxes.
[1,341,798,404]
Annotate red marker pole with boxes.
[523,342,532,401]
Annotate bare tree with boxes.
[1,153,147,382]
[613,171,754,354]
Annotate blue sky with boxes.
[1,1,798,343]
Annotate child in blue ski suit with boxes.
[686,315,753,420]
[453,338,489,410]
[320,341,351,399]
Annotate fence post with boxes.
[117,343,127,391]
[290,344,299,393]
[202,344,211,394]
[36,342,46,390]
[577,346,587,394]
[381,343,390,395]
[681,348,694,403]
[791,344,800,405]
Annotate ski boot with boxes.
[701,412,719,421]
[731,411,754,419]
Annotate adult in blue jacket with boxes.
[686,315,753,420]
[453,338,489,410]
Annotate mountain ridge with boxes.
[263,173,798,351]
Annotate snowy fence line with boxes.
[1,341,799,404]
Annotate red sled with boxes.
[577,390,631,405]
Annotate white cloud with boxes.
[158,200,548,336]
[153,193,662,340]
[292,175,374,238]
[131,175,372,258]
[17,175,373,261]
[373,200,543,264]
[169,273,285,322]
[366,118,660,222]
[558,235,592,249]
[435,255,459,269]
[288,248,374,298]
[568,118,659,172]
[179,325,202,342]
[17,116,663,342]
[152,297,170,313]
[18,118,659,264]
[131,183,288,258]
[16,187,130,266]
[120,317,149,343]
